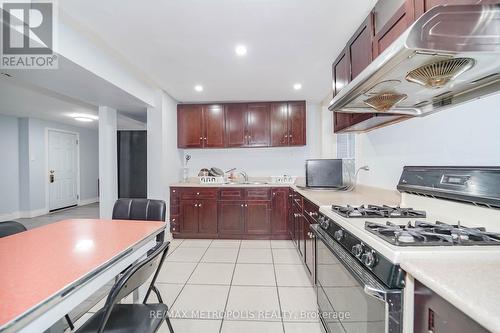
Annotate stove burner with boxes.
[332,204,426,219]
[365,221,500,246]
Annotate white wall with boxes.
[0,115,99,219]
[186,103,322,178]
[355,94,500,190]
[0,115,20,217]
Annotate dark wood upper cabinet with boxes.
[246,103,270,147]
[332,49,354,133]
[225,104,248,147]
[203,104,225,148]
[288,101,306,146]
[178,105,203,148]
[270,102,289,146]
[271,101,306,146]
[179,101,305,149]
[373,0,415,57]
[178,104,225,148]
[349,14,375,79]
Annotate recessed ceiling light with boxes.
[235,44,247,56]
[293,83,302,90]
[74,117,93,122]
[194,85,204,92]
[68,113,98,122]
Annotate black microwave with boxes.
[305,159,343,188]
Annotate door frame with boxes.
[44,128,81,212]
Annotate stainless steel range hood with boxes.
[329,4,500,116]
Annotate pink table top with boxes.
[0,219,165,329]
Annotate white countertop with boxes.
[400,252,500,333]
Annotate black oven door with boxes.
[314,227,402,333]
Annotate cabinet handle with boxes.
[272,192,276,196]
[196,192,200,195]
[199,204,202,208]
[245,204,248,207]
[204,137,207,140]
[199,136,203,140]
[241,204,244,207]
[194,203,198,207]
[172,218,176,222]
[288,194,293,197]
[172,227,176,231]
[172,189,176,193]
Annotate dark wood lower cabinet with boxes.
[198,200,218,234]
[180,200,198,234]
[172,187,291,239]
[245,201,271,235]
[304,217,315,277]
[272,188,289,236]
[218,201,245,236]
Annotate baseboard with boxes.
[0,211,21,222]
[0,208,48,221]
[79,197,99,206]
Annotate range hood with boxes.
[329,4,500,116]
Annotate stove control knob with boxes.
[334,229,344,241]
[352,244,363,258]
[362,251,377,268]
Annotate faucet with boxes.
[238,171,249,183]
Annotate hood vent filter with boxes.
[363,92,408,112]
[406,58,475,88]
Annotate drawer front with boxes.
[219,188,245,200]
[303,199,319,222]
[292,190,303,209]
[180,188,218,200]
[246,188,271,200]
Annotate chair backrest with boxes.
[112,199,166,221]
[0,221,27,238]
[97,241,170,333]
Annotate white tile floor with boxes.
[71,239,322,333]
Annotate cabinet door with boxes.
[178,105,203,148]
[245,201,271,235]
[180,200,198,234]
[271,188,289,235]
[288,101,306,146]
[332,49,353,133]
[225,104,247,147]
[246,103,270,147]
[203,104,225,148]
[349,14,374,80]
[304,218,315,277]
[288,191,296,242]
[198,200,218,234]
[373,0,415,57]
[218,200,245,235]
[270,102,289,146]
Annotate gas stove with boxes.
[315,166,500,290]
[331,204,426,218]
[365,220,500,246]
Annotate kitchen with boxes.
[1,1,500,333]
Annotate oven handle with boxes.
[363,285,398,302]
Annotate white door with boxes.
[48,130,78,211]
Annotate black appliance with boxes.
[117,130,147,198]
[305,159,343,188]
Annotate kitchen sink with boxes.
[223,181,269,185]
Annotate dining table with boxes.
[0,218,165,333]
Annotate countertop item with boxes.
[400,252,500,333]
[0,219,165,332]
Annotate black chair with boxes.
[76,241,174,333]
[112,199,167,243]
[0,221,27,238]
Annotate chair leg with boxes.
[65,314,75,331]
[164,314,174,333]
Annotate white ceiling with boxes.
[0,76,145,130]
[59,0,377,103]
